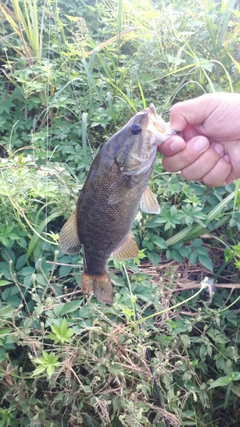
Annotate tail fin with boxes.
[81,272,114,304]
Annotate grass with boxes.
[1,253,240,426]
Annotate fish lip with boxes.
[148,103,158,120]
[148,104,178,136]
[147,103,167,131]
[146,103,177,143]
[165,126,177,136]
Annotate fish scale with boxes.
[59,104,175,303]
[77,154,155,274]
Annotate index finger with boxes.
[157,135,186,156]
[169,96,210,131]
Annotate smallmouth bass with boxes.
[59,104,175,303]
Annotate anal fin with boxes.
[112,232,139,261]
[59,211,81,254]
[140,186,160,214]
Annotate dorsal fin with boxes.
[59,211,81,254]
[140,186,160,214]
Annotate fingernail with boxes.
[170,140,184,152]
[214,143,224,155]
[224,154,230,162]
[193,138,209,152]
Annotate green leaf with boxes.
[189,251,198,264]
[47,365,56,378]
[50,319,73,344]
[0,328,12,335]
[232,372,240,381]
[192,238,202,248]
[31,365,47,377]
[198,254,213,271]
[60,319,68,335]
[183,410,195,417]
[209,374,233,389]
[16,254,27,270]
[59,300,81,315]
[171,249,182,262]
[53,303,65,316]
[201,60,214,72]
[0,280,12,287]
[147,251,160,267]
[0,305,15,318]
[195,246,209,256]
[151,236,167,249]
[179,246,191,257]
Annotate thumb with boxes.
[170,94,211,131]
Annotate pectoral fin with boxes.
[112,232,139,261]
[108,176,139,205]
[59,211,81,254]
[140,187,160,214]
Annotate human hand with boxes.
[158,93,240,186]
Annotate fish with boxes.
[59,104,175,304]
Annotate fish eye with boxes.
[131,124,142,135]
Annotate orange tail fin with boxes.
[81,272,114,304]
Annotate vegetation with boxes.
[0,0,240,425]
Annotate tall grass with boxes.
[0,0,44,63]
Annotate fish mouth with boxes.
[148,103,158,119]
[147,103,176,138]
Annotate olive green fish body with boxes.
[59,104,175,303]
[77,145,156,275]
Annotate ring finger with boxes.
[181,144,225,181]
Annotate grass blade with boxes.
[117,0,123,42]
[26,211,62,261]
[82,112,88,165]
[137,78,147,109]
[218,0,237,48]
